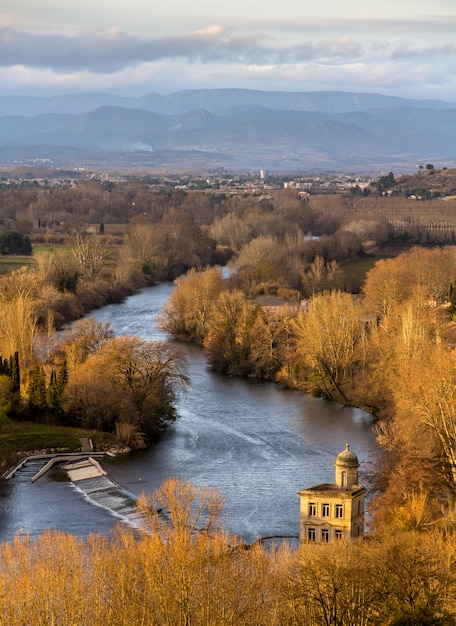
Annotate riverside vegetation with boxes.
[2,175,456,623]
[1,477,456,626]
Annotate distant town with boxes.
[0,167,380,196]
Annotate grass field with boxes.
[0,255,34,275]
[0,421,117,466]
[340,257,379,293]
[0,245,75,275]
[32,245,73,254]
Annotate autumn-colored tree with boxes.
[63,335,188,441]
[124,212,217,281]
[288,541,375,626]
[62,318,114,371]
[300,255,341,296]
[394,348,456,490]
[363,246,456,318]
[288,290,365,402]
[208,211,253,250]
[123,218,168,279]
[367,529,456,625]
[0,269,39,378]
[365,318,456,533]
[33,250,80,294]
[245,307,286,379]
[203,290,267,376]
[230,235,290,291]
[363,257,407,318]
[158,267,224,343]
[136,478,274,626]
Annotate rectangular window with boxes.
[309,503,316,516]
[335,504,343,518]
[322,503,330,517]
[321,528,329,543]
[335,529,343,540]
[308,528,316,542]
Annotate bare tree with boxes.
[70,228,113,280]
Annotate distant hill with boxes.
[393,168,456,196]
[0,89,455,171]
[0,89,453,117]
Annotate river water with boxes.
[0,283,379,543]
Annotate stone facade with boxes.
[298,444,366,543]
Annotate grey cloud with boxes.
[390,42,456,59]
[0,27,187,71]
[0,26,454,73]
[0,28,374,72]
[0,26,370,70]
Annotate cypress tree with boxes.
[46,361,68,413]
[46,370,58,410]
[10,352,20,393]
[28,366,47,415]
[58,360,68,391]
[450,282,456,311]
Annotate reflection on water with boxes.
[0,284,379,543]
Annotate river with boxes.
[0,282,379,543]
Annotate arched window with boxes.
[341,471,347,486]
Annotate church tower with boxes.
[298,444,366,543]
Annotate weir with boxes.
[2,452,147,533]
[2,451,115,482]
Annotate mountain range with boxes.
[0,89,455,172]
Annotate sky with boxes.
[1,0,455,102]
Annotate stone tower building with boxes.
[298,444,366,543]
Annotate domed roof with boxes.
[335,443,359,467]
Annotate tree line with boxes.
[4,179,456,255]
[1,477,455,625]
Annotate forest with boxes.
[2,175,456,623]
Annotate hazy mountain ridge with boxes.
[0,88,453,117]
[0,89,454,171]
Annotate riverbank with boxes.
[1,276,375,469]
[0,421,120,472]
[0,281,379,542]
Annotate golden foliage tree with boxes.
[63,334,189,440]
[158,266,224,343]
[289,290,365,402]
[0,267,39,378]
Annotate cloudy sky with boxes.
[1,0,455,102]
